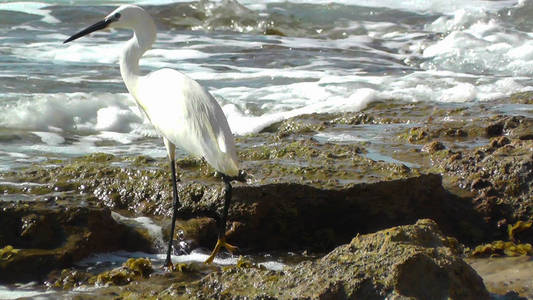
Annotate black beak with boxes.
[63,18,113,44]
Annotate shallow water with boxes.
[468,256,533,299]
[0,249,287,299]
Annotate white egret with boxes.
[64,5,240,267]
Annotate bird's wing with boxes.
[135,68,239,176]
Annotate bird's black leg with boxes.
[164,159,180,269]
[205,174,237,264]
[219,175,232,238]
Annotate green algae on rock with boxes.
[470,221,533,258]
[471,240,532,257]
[49,268,92,290]
[89,258,153,286]
[275,116,326,138]
[0,245,19,260]
[508,220,533,242]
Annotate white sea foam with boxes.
[420,7,533,78]
[241,0,518,14]
[0,92,137,132]
[0,2,59,23]
[0,285,53,300]
[32,132,66,145]
[50,43,122,64]
[225,88,376,135]
[111,212,165,248]
[76,250,286,271]
[95,106,142,132]
[314,132,367,143]
[438,82,477,102]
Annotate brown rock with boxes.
[422,141,446,153]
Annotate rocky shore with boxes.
[1,93,533,299]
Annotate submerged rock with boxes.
[168,219,489,299]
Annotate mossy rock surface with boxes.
[89,257,153,286]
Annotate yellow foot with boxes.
[163,258,174,271]
[204,237,238,264]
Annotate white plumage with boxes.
[135,69,239,176]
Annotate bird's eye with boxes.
[114,13,121,20]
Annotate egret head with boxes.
[63,5,152,44]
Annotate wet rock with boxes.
[3,135,419,218]
[2,149,489,255]
[0,202,154,283]
[47,268,92,290]
[486,122,504,137]
[489,136,510,149]
[46,258,154,290]
[275,116,326,138]
[328,111,378,125]
[175,219,489,299]
[485,116,533,140]
[509,91,533,104]
[471,178,492,190]
[422,141,446,153]
[399,124,472,145]
[172,217,217,251]
[402,127,430,143]
[434,138,533,239]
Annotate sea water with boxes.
[1,0,533,172]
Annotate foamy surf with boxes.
[76,250,286,271]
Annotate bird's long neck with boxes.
[119,17,156,97]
